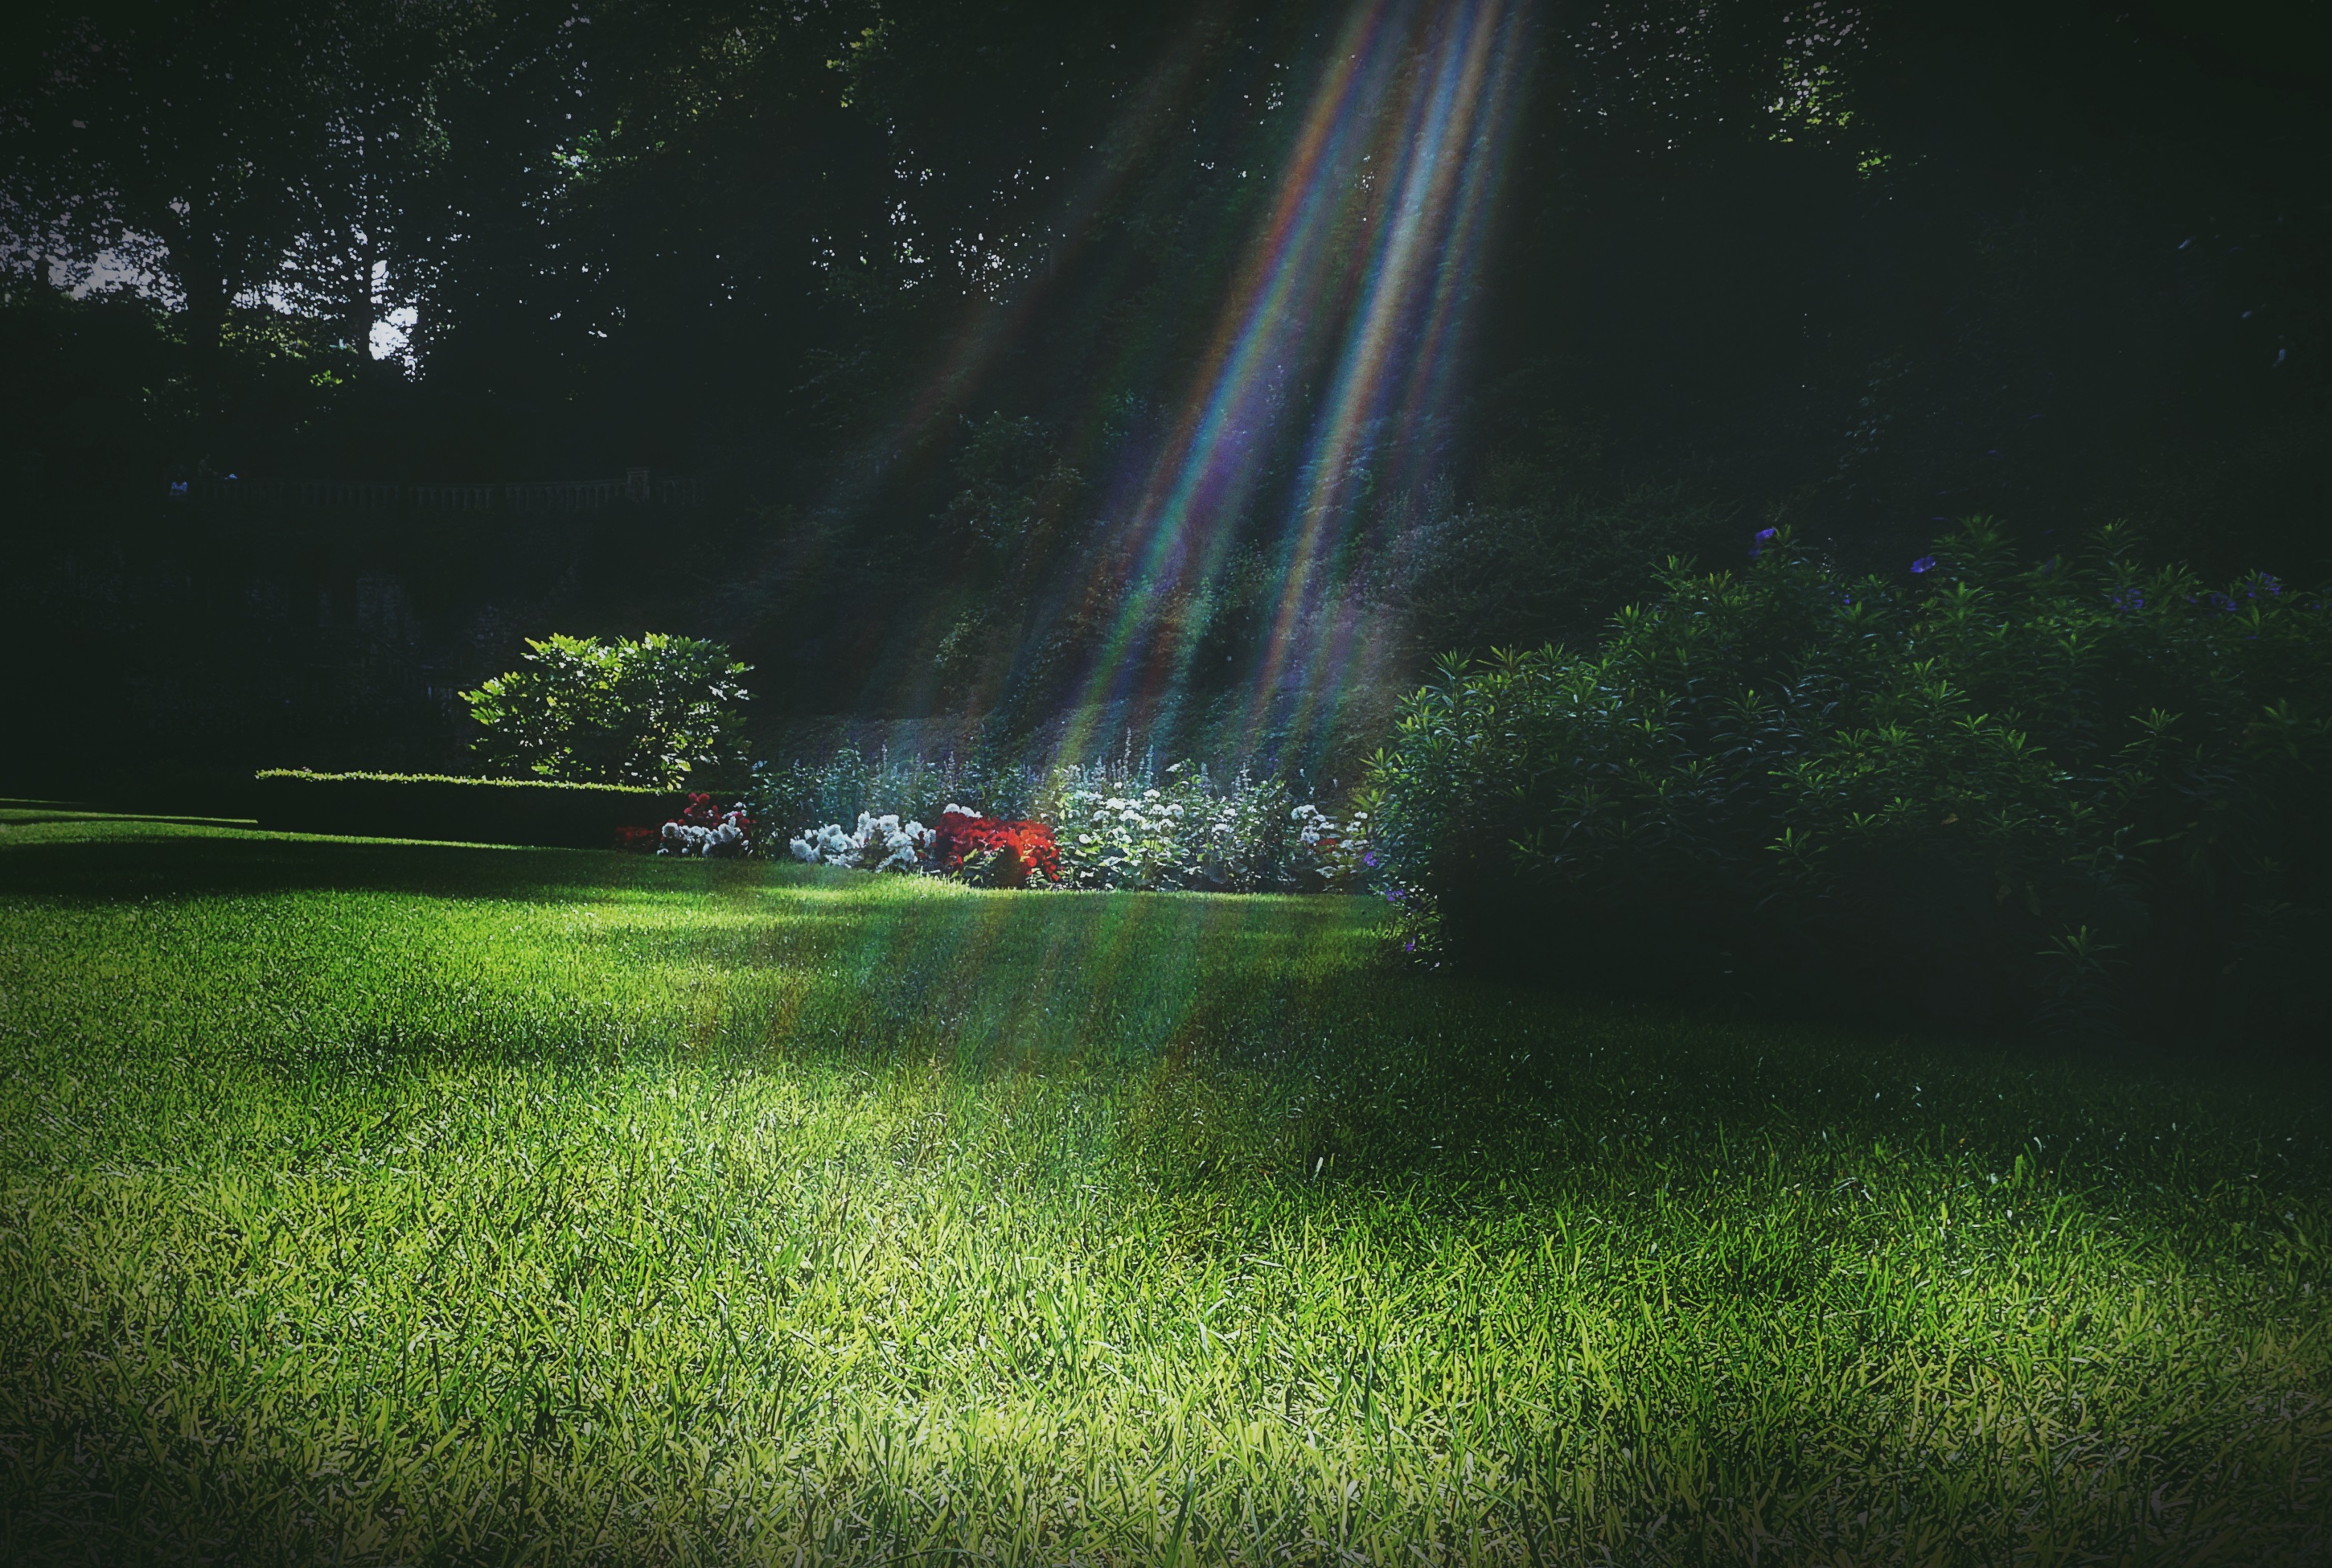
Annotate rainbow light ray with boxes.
[1238,0,1524,759]
[1054,0,1526,770]
[1048,1,1404,765]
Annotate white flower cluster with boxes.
[1054,785,1186,889]
[1180,778,1294,890]
[786,811,935,872]
[659,808,751,857]
[1291,802,1371,889]
[1038,763,1372,892]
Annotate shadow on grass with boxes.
[0,823,811,905]
[3,828,2329,1566]
[7,822,2322,1191]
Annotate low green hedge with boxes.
[253,771,685,849]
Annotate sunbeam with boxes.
[1049,0,1529,771]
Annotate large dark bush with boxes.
[1401,479,1741,660]
[1367,523,2331,1038]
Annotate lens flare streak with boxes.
[1060,0,1526,769]
[1244,0,1524,757]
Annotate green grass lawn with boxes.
[1,819,2326,1564]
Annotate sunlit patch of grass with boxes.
[0,822,2326,1564]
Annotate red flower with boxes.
[931,810,1061,888]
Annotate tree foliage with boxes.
[2,0,2326,792]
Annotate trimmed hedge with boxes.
[253,771,686,849]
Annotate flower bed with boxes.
[1041,766,1369,891]
[762,756,1368,894]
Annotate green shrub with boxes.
[462,634,750,786]
[1366,521,2332,1036]
[1402,481,1740,659]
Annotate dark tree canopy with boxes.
[2,0,2326,796]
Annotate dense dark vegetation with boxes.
[1367,520,2332,1039]
[2,0,2326,799]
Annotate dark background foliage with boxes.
[1366,523,2332,1040]
[1,0,2326,801]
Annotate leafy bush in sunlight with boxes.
[463,633,751,786]
[1367,521,2332,1037]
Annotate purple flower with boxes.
[1383,887,1406,902]
[2110,586,2145,613]
[1361,850,1378,868]
[1911,556,1937,575]
[1754,527,1778,542]
[1403,939,1418,952]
